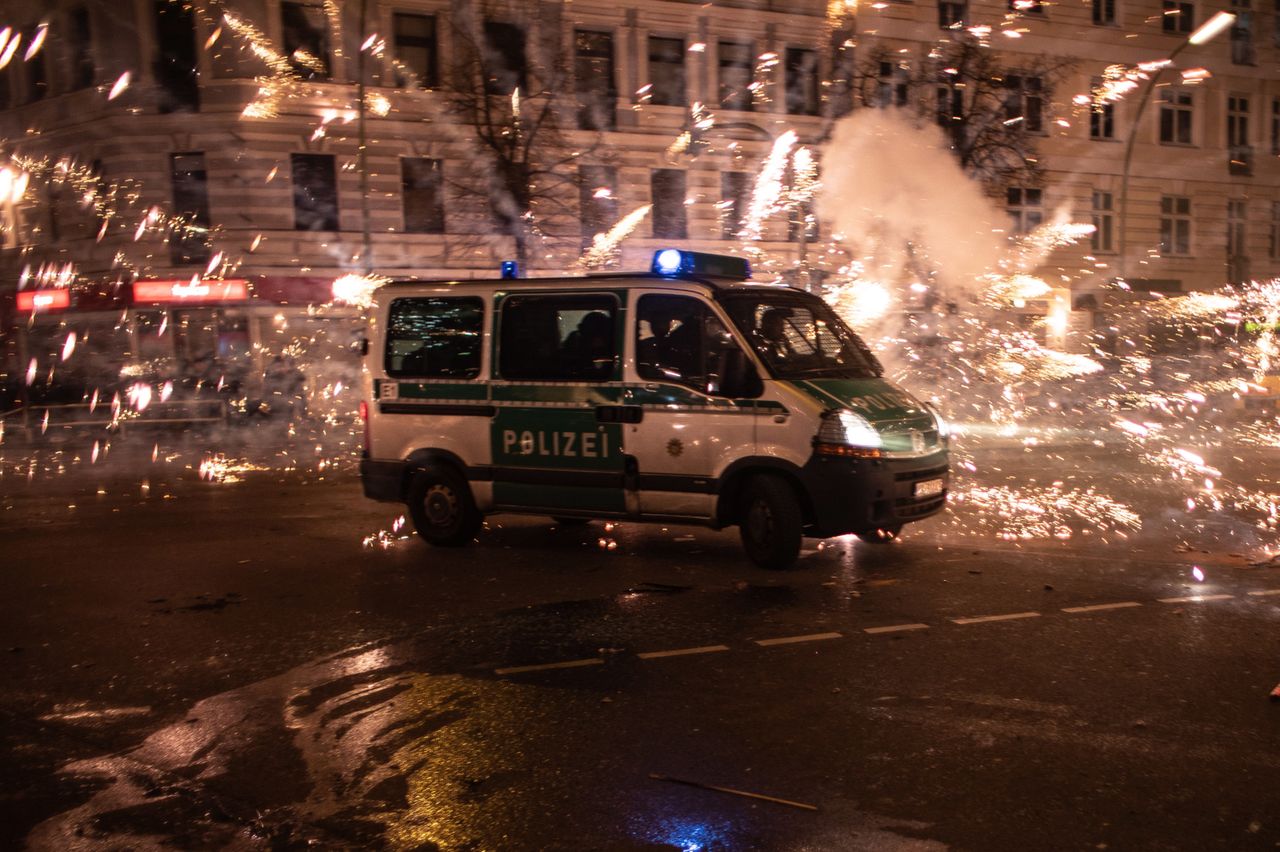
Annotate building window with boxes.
[1158,88,1193,144]
[1231,0,1255,63]
[1089,83,1115,139]
[575,30,616,130]
[392,13,438,88]
[170,153,211,265]
[281,1,330,80]
[1091,191,1114,253]
[785,47,819,115]
[579,164,618,238]
[1159,195,1191,255]
[483,21,526,95]
[1228,94,1253,174]
[291,153,338,232]
[69,7,95,89]
[385,297,483,379]
[720,172,751,239]
[874,61,909,108]
[498,293,619,382]
[1006,187,1043,233]
[1093,0,1117,24]
[939,0,968,28]
[651,169,687,239]
[1270,200,1280,258]
[1009,0,1044,14]
[23,25,47,103]
[647,36,685,106]
[936,82,963,127]
[1272,97,1280,155]
[1227,198,1247,256]
[401,158,444,234]
[1228,198,1248,283]
[1004,75,1043,133]
[154,0,199,112]
[719,41,754,111]
[1162,0,1194,33]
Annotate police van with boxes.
[359,250,949,569]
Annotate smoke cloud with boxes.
[817,110,1003,294]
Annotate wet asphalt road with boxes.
[2,460,1280,850]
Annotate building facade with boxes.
[0,0,1277,383]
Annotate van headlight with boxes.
[923,401,950,444]
[814,410,883,458]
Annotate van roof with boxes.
[378,270,801,292]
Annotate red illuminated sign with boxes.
[133,279,250,304]
[16,289,71,313]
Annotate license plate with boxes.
[914,478,944,498]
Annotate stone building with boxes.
[0,0,1276,379]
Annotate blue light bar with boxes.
[650,249,751,281]
[501,260,519,279]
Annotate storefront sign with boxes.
[133,279,250,304]
[16,288,71,313]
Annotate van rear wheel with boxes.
[738,475,803,570]
[407,465,482,547]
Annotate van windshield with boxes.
[720,293,882,380]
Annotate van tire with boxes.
[407,465,482,547]
[738,475,803,570]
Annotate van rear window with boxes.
[385,297,484,378]
[498,294,619,381]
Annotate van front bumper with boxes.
[800,451,949,537]
[361,458,407,502]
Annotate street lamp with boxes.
[1116,10,1235,280]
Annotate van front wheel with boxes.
[407,465,482,547]
[738,476,803,570]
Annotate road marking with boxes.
[1062,601,1142,613]
[1156,594,1234,604]
[637,644,730,660]
[863,623,931,635]
[1247,589,1280,597]
[494,658,603,675]
[755,631,843,647]
[951,611,1041,625]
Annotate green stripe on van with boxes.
[492,385,624,404]
[395,381,489,400]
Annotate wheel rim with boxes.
[747,497,774,547]
[423,484,458,526]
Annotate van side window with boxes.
[636,294,740,394]
[498,294,618,381]
[385,297,484,378]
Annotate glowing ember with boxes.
[107,71,131,100]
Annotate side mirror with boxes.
[358,338,369,357]
[719,347,763,399]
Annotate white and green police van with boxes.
[359,250,949,569]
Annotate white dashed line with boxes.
[952,611,1041,625]
[754,631,843,647]
[1156,594,1234,604]
[1062,601,1143,613]
[1247,589,1280,597]
[863,623,931,635]
[494,658,604,675]
[637,644,731,660]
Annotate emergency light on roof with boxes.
[651,249,751,281]
[501,261,519,280]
